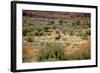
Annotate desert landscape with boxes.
[22,10,91,63]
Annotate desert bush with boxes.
[27,36,34,42]
[43,26,50,32]
[34,29,44,36]
[76,20,81,25]
[80,30,90,40]
[23,26,33,36]
[34,30,40,36]
[85,29,91,35]
[47,21,54,25]
[23,27,29,36]
[59,20,63,25]
[36,43,65,62]
[69,31,74,36]
[26,32,34,42]
[75,29,90,40]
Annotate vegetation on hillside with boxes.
[22,10,91,63]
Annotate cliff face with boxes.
[23,10,90,20]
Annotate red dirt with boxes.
[23,48,38,57]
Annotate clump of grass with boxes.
[36,42,66,62]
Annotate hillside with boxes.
[22,10,91,63]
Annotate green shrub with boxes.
[26,32,34,42]
[34,30,44,36]
[76,20,81,25]
[81,30,90,40]
[36,43,65,62]
[75,29,90,40]
[47,21,54,25]
[23,27,29,36]
[69,31,74,36]
[27,36,34,42]
[23,26,33,36]
[34,30,40,36]
[59,20,63,25]
[43,26,50,32]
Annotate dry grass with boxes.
[64,40,91,60]
[22,48,39,62]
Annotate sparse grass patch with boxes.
[36,42,66,62]
[64,48,91,60]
